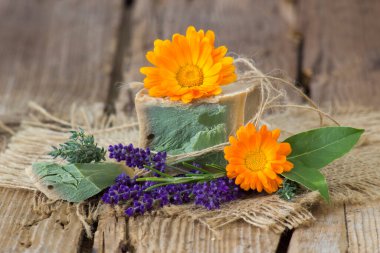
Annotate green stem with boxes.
[205,163,226,172]
[143,165,173,178]
[144,182,173,191]
[182,162,212,174]
[136,171,226,189]
[166,164,190,174]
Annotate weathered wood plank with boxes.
[0,2,124,250]
[299,0,380,107]
[110,1,300,251]
[0,0,123,123]
[113,1,299,251]
[0,187,83,253]
[287,204,348,253]
[346,201,380,252]
[118,0,300,109]
[127,216,281,253]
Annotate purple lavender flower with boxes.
[102,173,194,216]
[102,173,243,217]
[108,143,167,175]
[193,178,242,210]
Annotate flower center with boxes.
[245,149,267,172]
[176,65,204,87]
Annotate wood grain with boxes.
[288,201,380,253]
[346,201,380,252]
[0,0,123,123]
[118,0,300,109]
[0,187,83,253]
[128,215,281,253]
[287,204,348,253]
[93,207,128,253]
[299,0,380,107]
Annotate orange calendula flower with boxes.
[224,124,294,193]
[140,26,237,103]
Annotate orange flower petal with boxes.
[278,142,292,156]
[272,129,281,140]
[264,169,277,180]
[235,174,245,185]
[205,30,215,45]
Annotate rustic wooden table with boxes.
[0,0,379,252]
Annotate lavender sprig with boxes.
[108,143,167,176]
[105,143,244,215]
[102,173,242,216]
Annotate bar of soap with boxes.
[27,162,133,202]
[135,83,258,155]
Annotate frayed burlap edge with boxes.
[155,192,320,234]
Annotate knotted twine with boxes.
[0,57,379,237]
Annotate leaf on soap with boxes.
[184,124,227,152]
[285,127,364,170]
[146,103,228,154]
[282,127,364,201]
[31,162,132,202]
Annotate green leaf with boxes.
[282,127,364,201]
[285,127,364,170]
[283,162,329,201]
[30,162,133,202]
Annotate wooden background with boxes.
[0,0,379,252]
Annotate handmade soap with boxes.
[135,82,259,155]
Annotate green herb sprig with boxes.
[277,179,299,201]
[49,129,106,163]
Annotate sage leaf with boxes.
[30,162,133,202]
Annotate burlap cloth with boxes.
[0,102,379,236]
[0,60,379,235]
